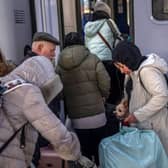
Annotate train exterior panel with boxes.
[134,0,168,61]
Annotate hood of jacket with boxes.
[1,56,63,104]
[139,53,168,74]
[84,19,106,37]
[58,45,89,70]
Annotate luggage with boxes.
[38,146,97,168]
[99,126,168,168]
[38,146,68,168]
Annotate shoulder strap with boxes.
[139,71,148,93]
[139,67,168,93]
[139,67,168,110]
[97,31,112,51]
[0,84,7,96]
[97,19,123,50]
[0,122,28,153]
[0,84,7,107]
[106,19,123,48]
[106,19,120,38]
[0,79,30,153]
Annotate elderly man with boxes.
[24,32,64,167]
[24,32,60,61]
[0,32,82,168]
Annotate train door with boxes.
[34,0,62,63]
[133,0,168,61]
[0,0,32,64]
[78,0,132,40]
[113,0,130,35]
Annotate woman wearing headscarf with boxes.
[113,41,168,155]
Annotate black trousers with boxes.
[102,60,125,105]
[102,60,124,136]
[75,125,106,165]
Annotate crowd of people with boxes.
[0,1,168,168]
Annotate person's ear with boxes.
[37,43,43,52]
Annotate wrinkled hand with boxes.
[124,114,137,124]
[77,155,97,168]
[115,99,129,120]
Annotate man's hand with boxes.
[77,155,97,168]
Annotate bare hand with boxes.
[124,114,137,123]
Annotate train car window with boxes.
[152,0,168,20]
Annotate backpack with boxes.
[0,80,28,154]
[97,19,125,52]
[106,19,124,48]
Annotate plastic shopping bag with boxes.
[99,126,168,168]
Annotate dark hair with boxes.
[0,49,6,63]
[92,11,110,21]
[24,45,31,56]
[0,49,14,76]
[64,32,84,48]
[112,41,147,71]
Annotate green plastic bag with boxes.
[99,127,168,168]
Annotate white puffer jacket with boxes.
[0,56,81,168]
[128,54,168,155]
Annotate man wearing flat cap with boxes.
[23,32,60,62]
[33,32,60,45]
[31,32,60,61]
[23,32,64,167]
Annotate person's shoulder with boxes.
[88,52,99,60]
[87,52,102,65]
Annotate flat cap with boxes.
[33,32,60,45]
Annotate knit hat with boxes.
[33,32,60,45]
[64,32,84,48]
[112,41,147,71]
[94,1,111,17]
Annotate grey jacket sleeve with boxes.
[96,60,111,98]
[23,86,81,161]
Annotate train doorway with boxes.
[76,0,133,40]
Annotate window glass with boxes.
[152,0,168,20]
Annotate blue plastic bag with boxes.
[99,127,168,168]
